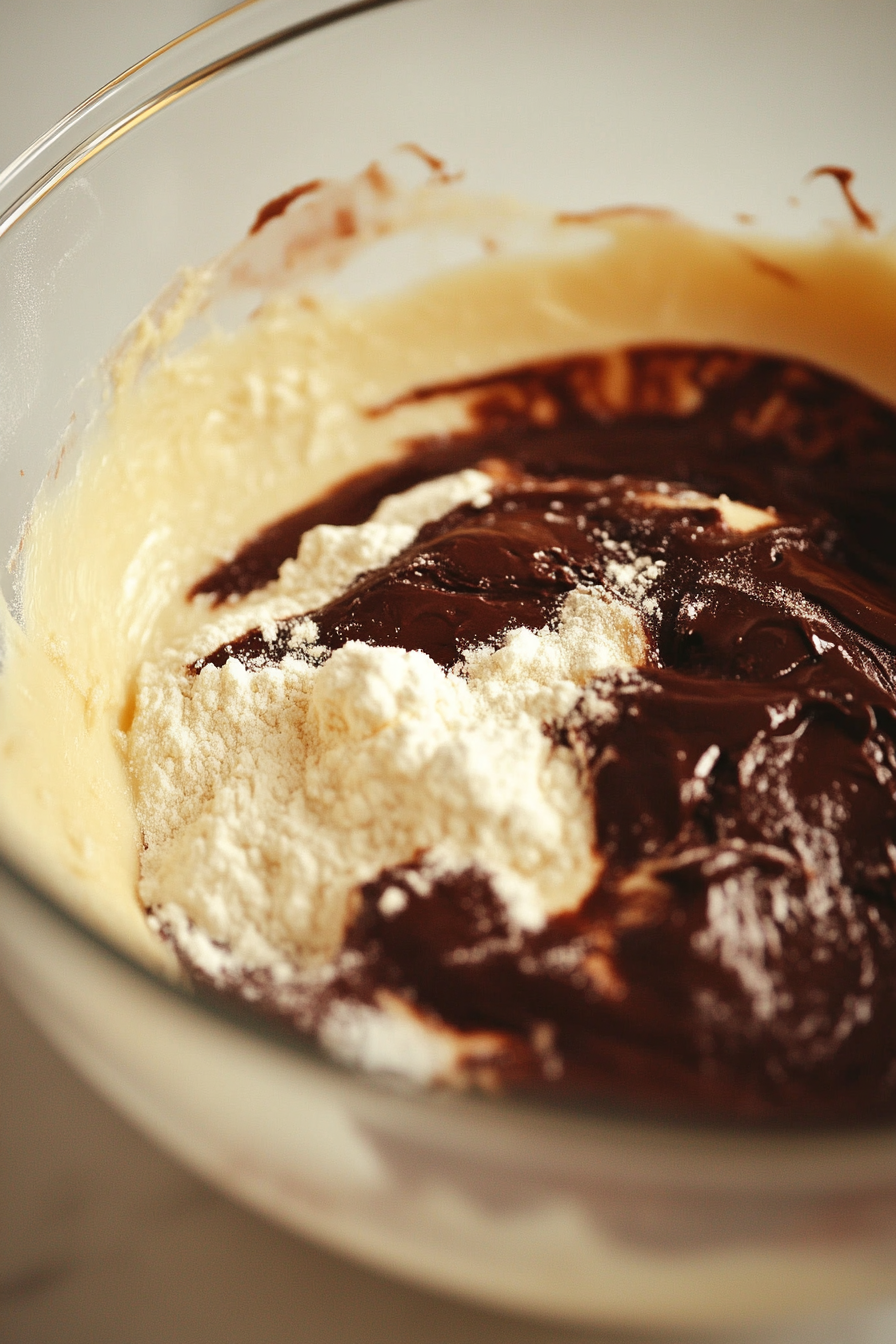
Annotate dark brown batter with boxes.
[180,345,896,1121]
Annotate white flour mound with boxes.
[128,468,648,976]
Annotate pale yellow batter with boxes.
[0,175,893,977]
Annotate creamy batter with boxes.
[1,172,895,1109]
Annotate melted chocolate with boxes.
[181,345,896,1120]
[192,348,896,603]
[194,480,637,672]
[249,179,324,235]
[808,166,876,232]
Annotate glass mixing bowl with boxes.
[1,0,896,1331]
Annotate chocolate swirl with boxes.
[181,346,896,1119]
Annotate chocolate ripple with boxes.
[181,345,896,1119]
